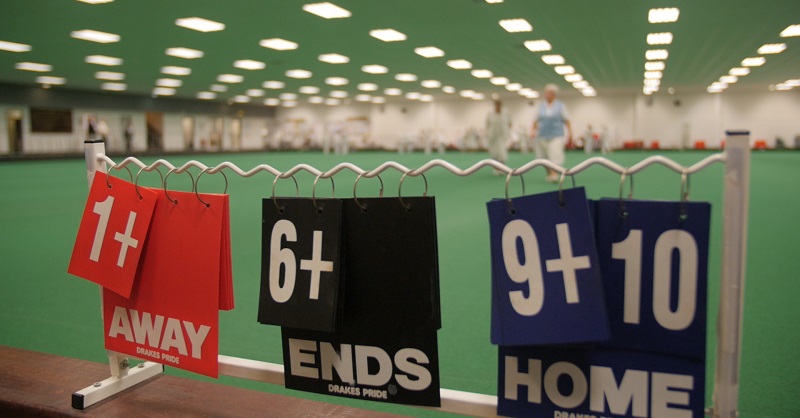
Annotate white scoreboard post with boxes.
[714,131,751,418]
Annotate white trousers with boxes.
[535,137,566,167]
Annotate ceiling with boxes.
[0,0,798,105]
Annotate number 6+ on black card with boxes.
[258,198,344,332]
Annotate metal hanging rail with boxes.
[75,133,750,418]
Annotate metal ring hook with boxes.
[104,165,133,188]
[557,169,576,207]
[504,170,526,215]
[134,167,165,200]
[353,172,384,211]
[398,172,429,210]
[164,168,195,205]
[195,168,228,207]
[618,169,633,218]
[679,169,691,221]
[312,174,335,213]
[271,174,300,213]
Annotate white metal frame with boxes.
[73,134,750,417]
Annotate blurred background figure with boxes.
[583,124,595,154]
[486,100,511,174]
[532,84,572,183]
[124,120,134,152]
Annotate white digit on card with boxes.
[502,219,545,316]
[300,231,334,300]
[114,211,139,267]
[545,223,591,304]
[653,230,698,331]
[612,229,698,330]
[612,229,643,324]
[269,220,298,303]
[90,196,114,262]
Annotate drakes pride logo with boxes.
[108,306,211,364]
[503,355,696,418]
[288,338,432,399]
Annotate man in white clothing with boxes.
[532,84,573,183]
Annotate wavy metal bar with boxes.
[99,153,725,183]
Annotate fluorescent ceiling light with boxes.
[175,17,225,32]
[406,92,421,100]
[554,65,575,75]
[217,74,243,83]
[325,76,349,85]
[564,74,583,82]
[15,62,52,72]
[166,47,204,59]
[197,91,216,100]
[471,69,493,78]
[36,75,67,85]
[524,40,551,52]
[233,95,250,103]
[582,88,597,97]
[309,96,324,104]
[302,2,351,19]
[372,97,386,104]
[420,94,433,102]
[542,54,565,65]
[785,79,800,87]
[263,81,285,89]
[384,88,402,96]
[77,0,114,4]
[330,90,348,98]
[264,98,281,106]
[648,8,680,23]
[472,93,485,101]
[280,93,298,100]
[415,46,445,58]
[286,69,312,79]
[645,49,668,60]
[459,90,475,98]
[325,98,340,105]
[421,80,442,88]
[358,83,378,91]
[490,77,509,85]
[644,71,662,79]
[319,53,349,64]
[644,79,661,87]
[505,83,522,91]
[499,18,532,33]
[0,40,31,52]
[485,0,504,3]
[741,57,766,67]
[707,86,723,93]
[156,78,182,87]
[395,73,417,82]
[234,59,265,70]
[711,82,728,89]
[355,94,372,102]
[299,86,320,94]
[645,61,665,71]
[247,89,265,97]
[96,71,124,80]
[70,29,120,44]
[729,67,750,76]
[85,55,122,66]
[720,75,738,84]
[442,86,456,94]
[646,32,673,45]
[370,29,407,42]
[447,59,472,69]
[757,43,786,54]
[283,101,298,107]
[775,84,792,91]
[101,82,126,91]
[161,66,191,76]
[780,24,800,37]
[152,87,175,96]
[210,84,228,92]
[572,81,589,89]
[260,38,298,51]
[362,64,388,74]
